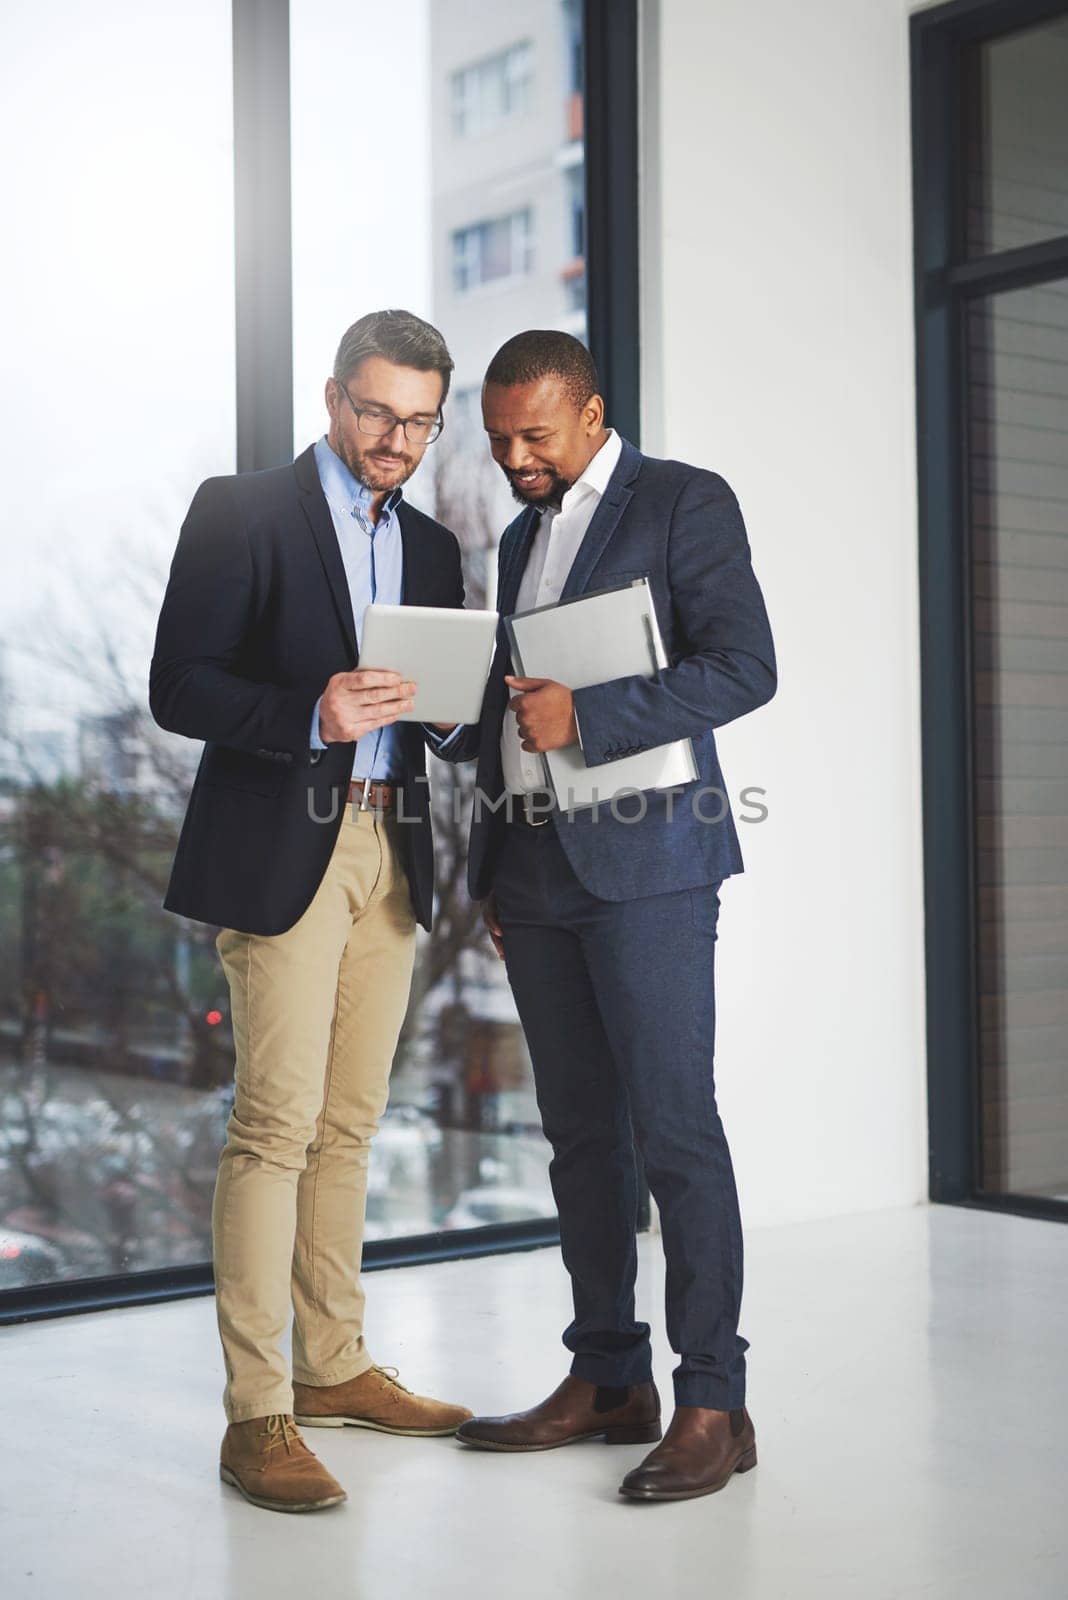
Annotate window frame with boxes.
[912,0,1068,1222]
[0,0,642,1326]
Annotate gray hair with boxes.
[333,309,454,402]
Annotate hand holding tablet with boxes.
[316,668,418,744]
[358,603,499,726]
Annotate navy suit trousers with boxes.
[494,818,748,1410]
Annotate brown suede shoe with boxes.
[219,1414,347,1513]
[618,1405,757,1501]
[293,1365,472,1437]
[456,1375,661,1452]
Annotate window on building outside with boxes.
[564,272,587,315]
[567,163,585,259]
[451,210,534,294]
[450,40,532,139]
[564,0,583,96]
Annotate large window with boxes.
[914,0,1068,1218]
[2,0,639,1315]
[0,0,236,1300]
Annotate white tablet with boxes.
[358,603,499,725]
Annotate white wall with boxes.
[641,0,929,1226]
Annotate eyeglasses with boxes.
[336,382,444,445]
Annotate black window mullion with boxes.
[583,0,641,447]
[914,18,979,1202]
[233,0,293,472]
[948,234,1068,297]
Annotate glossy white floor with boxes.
[2,1203,1065,1600]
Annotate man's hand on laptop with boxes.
[319,669,416,743]
[505,676,577,753]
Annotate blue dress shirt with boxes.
[310,435,406,779]
[310,434,464,771]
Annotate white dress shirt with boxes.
[501,428,623,795]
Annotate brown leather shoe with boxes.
[456,1375,661,1452]
[618,1405,757,1501]
[293,1365,472,1437]
[219,1414,347,1513]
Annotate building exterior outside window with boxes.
[432,0,587,395]
[0,0,235,1296]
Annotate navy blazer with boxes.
[150,444,465,935]
[443,438,776,902]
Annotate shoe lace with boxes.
[259,1414,302,1454]
[371,1364,414,1400]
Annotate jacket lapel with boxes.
[398,503,436,608]
[497,506,540,617]
[558,437,642,600]
[482,508,539,727]
[294,444,358,663]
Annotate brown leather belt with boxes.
[348,778,396,811]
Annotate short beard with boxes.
[506,470,572,509]
[338,436,417,493]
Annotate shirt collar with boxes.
[545,428,622,517]
[314,435,402,532]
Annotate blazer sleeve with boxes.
[429,712,483,766]
[570,470,776,762]
[149,477,322,763]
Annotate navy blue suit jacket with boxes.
[444,438,776,902]
[150,444,465,935]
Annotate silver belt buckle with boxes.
[522,791,552,827]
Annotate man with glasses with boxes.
[151,309,472,1514]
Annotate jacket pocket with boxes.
[690,884,722,938]
[589,568,649,590]
[199,746,285,797]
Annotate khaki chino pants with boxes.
[211,804,417,1424]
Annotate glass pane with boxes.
[292,0,588,1240]
[968,279,1068,1199]
[965,15,1068,257]
[290,1,433,456]
[0,1,235,1290]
